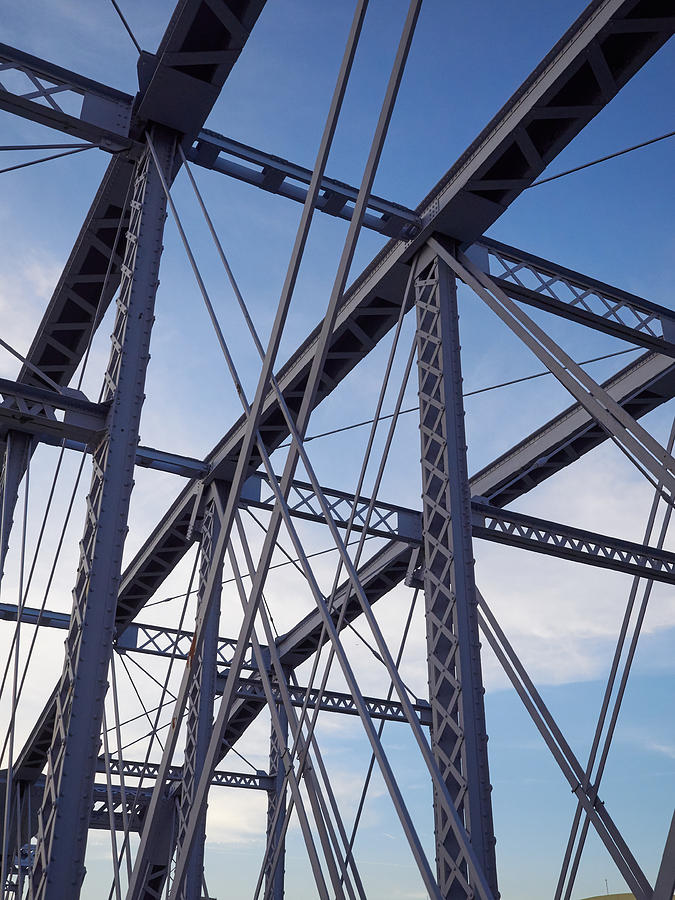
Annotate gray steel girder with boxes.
[0,43,134,150]
[474,238,675,357]
[414,256,497,897]
[187,129,422,239]
[97,758,273,791]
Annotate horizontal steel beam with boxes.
[472,501,675,584]
[243,472,675,583]
[95,757,272,792]
[188,129,422,239]
[0,42,134,150]
[0,765,270,841]
[473,238,675,357]
[0,378,108,445]
[224,675,432,726]
[116,618,254,669]
[241,470,421,541]
[0,377,208,475]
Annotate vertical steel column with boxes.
[265,702,288,900]
[414,253,498,899]
[0,431,31,583]
[29,130,175,900]
[176,489,223,900]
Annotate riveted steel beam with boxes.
[188,129,421,239]
[0,43,134,150]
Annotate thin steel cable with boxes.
[123,651,178,700]
[244,455,417,702]
[109,653,133,881]
[0,452,89,770]
[131,33,375,886]
[476,593,651,897]
[119,653,166,751]
[144,533,376,609]
[218,259,418,826]
[251,325,420,895]
[105,697,173,736]
[528,128,675,187]
[444,244,675,507]
[0,444,70,707]
[108,0,141,53]
[292,328,419,762]
[261,334,419,855]
[144,105,408,896]
[146,9,482,892]
[106,551,198,900]
[0,146,94,176]
[0,159,134,721]
[174,132,464,899]
[114,719,173,756]
[341,588,419,884]
[219,740,259,775]
[140,155,343,894]
[228,522,353,900]
[243,507,414,693]
[101,706,123,900]
[277,346,641,446]
[185,131,421,778]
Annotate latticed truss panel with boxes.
[414,257,497,898]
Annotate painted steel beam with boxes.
[6,370,675,581]
[216,539,414,757]
[0,378,108,446]
[0,43,134,150]
[0,378,209,474]
[472,502,675,585]
[9,1,268,394]
[1,767,270,843]
[414,256,497,897]
[241,470,421,542]
[17,155,135,392]
[222,675,433,726]
[473,238,675,357]
[188,129,422,239]
[134,0,267,140]
[97,757,273,791]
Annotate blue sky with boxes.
[0,2,674,899]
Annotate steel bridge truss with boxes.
[0,1,674,899]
